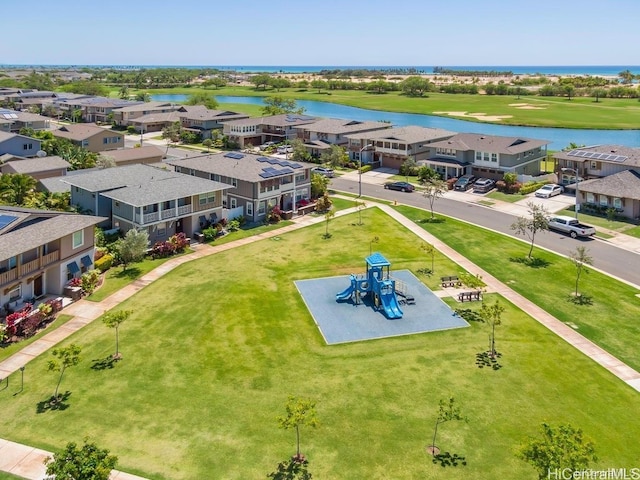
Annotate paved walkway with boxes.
[1,200,639,479]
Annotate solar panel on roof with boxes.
[259,172,272,178]
[289,163,302,169]
[224,152,244,160]
[0,214,19,229]
[279,167,294,174]
[257,157,270,163]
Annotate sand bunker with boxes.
[508,103,548,110]
[433,111,513,122]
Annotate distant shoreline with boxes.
[1,64,638,76]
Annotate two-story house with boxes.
[166,151,316,223]
[52,123,124,152]
[62,164,230,244]
[293,119,392,158]
[223,114,318,149]
[111,101,181,129]
[53,96,142,123]
[0,206,105,309]
[179,106,249,139]
[0,131,42,158]
[554,145,640,220]
[345,126,457,170]
[0,109,50,132]
[425,133,550,180]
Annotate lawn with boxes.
[86,252,192,303]
[0,315,73,363]
[1,208,639,480]
[486,191,527,203]
[395,205,640,371]
[139,85,640,130]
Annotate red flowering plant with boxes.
[67,277,82,288]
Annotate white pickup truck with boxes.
[548,215,596,238]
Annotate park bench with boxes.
[458,291,482,302]
[440,275,462,288]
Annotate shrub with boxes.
[126,125,136,134]
[81,270,101,295]
[227,219,241,231]
[315,192,333,212]
[267,206,283,223]
[68,277,82,288]
[202,226,218,241]
[168,232,189,253]
[360,164,373,174]
[150,241,176,259]
[94,254,114,273]
[519,181,548,195]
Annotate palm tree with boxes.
[118,86,129,99]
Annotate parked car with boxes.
[311,167,335,178]
[259,141,276,151]
[277,145,293,154]
[535,184,564,198]
[384,181,414,192]
[473,178,496,193]
[453,175,477,191]
[548,215,596,238]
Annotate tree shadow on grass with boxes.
[476,351,502,370]
[112,267,141,281]
[417,268,433,276]
[91,355,119,370]
[431,451,467,467]
[418,218,445,224]
[509,256,550,268]
[36,391,71,413]
[567,294,593,306]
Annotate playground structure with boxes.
[336,253,410,319]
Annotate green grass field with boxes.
[1,208,639,479]
[136,85,640,130]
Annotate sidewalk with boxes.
[1,200,639,479]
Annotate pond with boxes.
[151,94,640,150]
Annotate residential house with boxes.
[166,151,316,223]
[52,123,124,152]
[425,133,550,180]
[179,106,249,139]
[0,155,70,180]
[98,145,165,167]
[0,108,50,132]
[554,145,640,220]
[0,131,42,158]
[223,113,318,149]
[293,119,392,158]
[0,206,105,309]
[111,101,181,129]
[62,164,230,244]
[53,96,141,123]
[345,126,456,170]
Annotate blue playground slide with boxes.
[379,292,403,319]
[336,276,357,301]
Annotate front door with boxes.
[34,275,43,298]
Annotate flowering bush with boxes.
[68,277,82,288]
[168,232,189,253]
[267,206,283,223]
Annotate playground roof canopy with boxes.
[366,252,390,268]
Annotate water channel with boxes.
[151,94,640,151]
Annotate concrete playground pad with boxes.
[295,270,469,345]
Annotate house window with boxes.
[72,230,84,249]
[491,153,497,162]
[231,178,238,187]
[599,195,608,207]
[586,192,595,204]
[483,152,490,161]
[23,143,33,150]
[82,140,89,147]
[590,161,599,169]
[246,202,253,216]
[230,198,237,208]
[475,151,482,161]
[103,138,108,144]
[613,197,623,209]
[8,256,17,270]
[199,192,215,205]
[157,222,166,236]
[258,201,266,215]
[8,284,21,302]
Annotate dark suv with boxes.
[454,174,477,191]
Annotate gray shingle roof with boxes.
[2,155,70,173]
[165,152,316,183]
[428,133,550,153]
[100,146,164,163]
[112,101,176,113]
[54,123,118,141]
[578,169,640,200]
[553,144,640,168]
[297,118,392,135]
[223,113,318,128]
[61,163,228,206]
[38,177,71,193]
[0,210,105,261]
[345,125,456,144]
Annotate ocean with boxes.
[1,64,639,76]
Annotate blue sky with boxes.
[3,0,639,66]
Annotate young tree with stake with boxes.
[510,202,550,259]
[47,344,81,401]
[277,395,319,462]
[103,310,132,360]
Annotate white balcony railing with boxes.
[178,204,192,215]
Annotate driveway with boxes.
[515,192,577,213]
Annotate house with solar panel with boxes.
[0,108,50,133]
[222,114,318,149]
[165,151,316,223]
[423,133,551,180]
[0,206,104,312]
[554,145,640,220]
[52,96,144,124]
[61,164,230,244]
[0,131,42,158]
